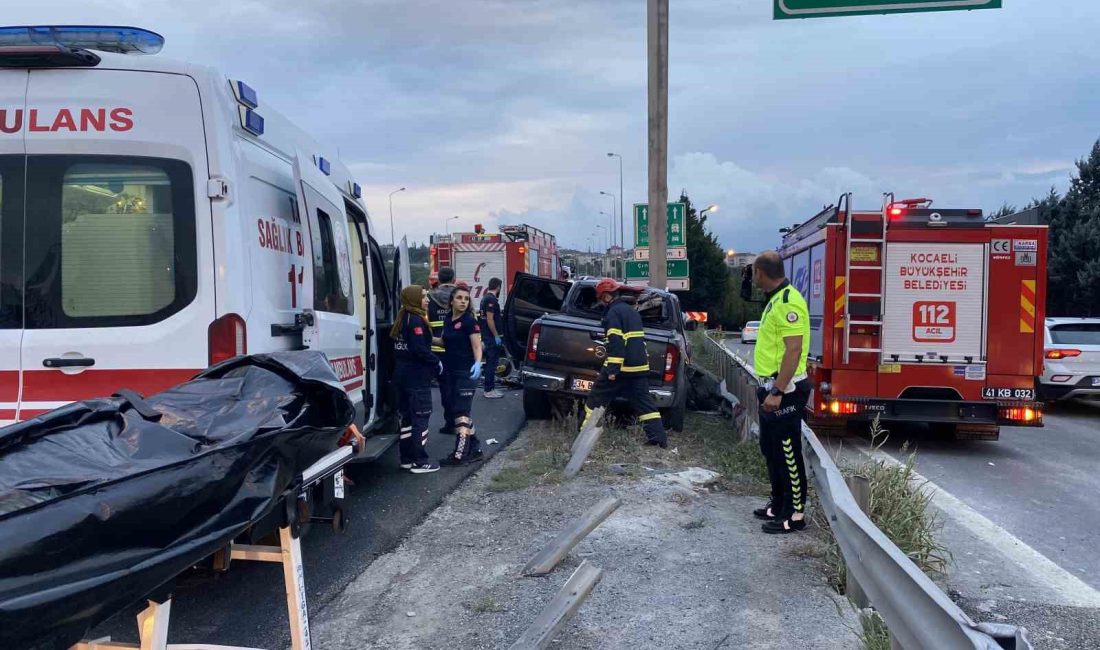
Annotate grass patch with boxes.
[813,419,950,648]
[469,594,504,614]
[857,611,891,650]
[680,517,707,530]
[486,423,571,492]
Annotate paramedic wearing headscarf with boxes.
[434,284,485,465]
[391,285,442,474]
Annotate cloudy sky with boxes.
[10,1,1098,253]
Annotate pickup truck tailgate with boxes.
[535,315,670,379]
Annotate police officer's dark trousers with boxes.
[483,340,501,392]
[396,364,433,465]
[583,371,666,445]
[444,369,482,460]
[757,379,811,519]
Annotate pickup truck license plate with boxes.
[571,378,594,392]
[981,387,1036,400]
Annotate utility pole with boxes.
[647,0,668,289]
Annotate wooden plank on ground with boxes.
[522,497,621,576]
[564,407,604,479]
[508,561,604,650]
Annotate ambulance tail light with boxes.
[527,323,542,362]
[1045,348,1081,360]
[209,314,247,366]
[664,344,679,383]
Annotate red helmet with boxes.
[595,277,621,298]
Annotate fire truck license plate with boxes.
[982,387,1035,400]
[572,378,594,392]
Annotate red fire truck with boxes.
[781,195,1047,440]
[430,224,559,303]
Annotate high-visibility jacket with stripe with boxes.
[602,297,650,375]
[427,284,455,353]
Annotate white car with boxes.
[741,320,761,343]
[1038,317,1100,402]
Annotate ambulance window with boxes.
[21,156,197,328]
[312,208,352,315]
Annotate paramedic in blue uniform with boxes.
[581,278,668,448]
[428,266,458,433]
[479,277,504,399]
[391,285,441,474]
[435,284,485,465]
[749,251,812,534]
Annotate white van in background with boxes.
[0,26,407,453]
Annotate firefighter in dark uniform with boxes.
[581,278,668,448]
[435,284,485,465]
[391,285,442,474]
[749,251,812,534]
[428,266,458,433]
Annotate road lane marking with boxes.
[870,449,1100,609]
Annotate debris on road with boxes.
[308,420,857,649]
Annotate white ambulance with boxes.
[0,26,408,451]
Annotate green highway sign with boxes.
[774,0,1001,20]
[625,259,689,280]
[633,203,685,248]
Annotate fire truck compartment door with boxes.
[454,244,507,304]
[882,242,986,362]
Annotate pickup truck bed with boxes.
[503,274,689,430]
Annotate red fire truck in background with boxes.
[780,195,1047,440]
[430,224,560,303]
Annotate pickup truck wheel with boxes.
[523,388,552,420]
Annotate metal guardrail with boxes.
[698,331,1032,650]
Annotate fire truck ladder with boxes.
[842,194,889,364]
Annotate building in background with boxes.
[724,251,756,269]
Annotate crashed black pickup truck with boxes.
[502,274,693,431]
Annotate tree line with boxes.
[992,138,1100,317]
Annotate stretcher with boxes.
[0,352,356,649]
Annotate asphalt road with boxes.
[88,387,527,649]
[723,337,1100,590]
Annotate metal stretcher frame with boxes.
[71,444,355,650]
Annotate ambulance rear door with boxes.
[17,68,214,418]
[292,153,363,397]
[0,69,26,422]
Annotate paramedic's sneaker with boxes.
[399,462,414,470]
[483,389,504,399]
[409,462,440,474]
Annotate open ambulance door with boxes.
[502,273,569,363]
[392,236,411,294]
[292,153,365,402]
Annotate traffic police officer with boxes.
[581,278,668,448]
[749,251,812,534]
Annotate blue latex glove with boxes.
[470,361,483,380]
[437,361,444,376]
[495,335,503,347]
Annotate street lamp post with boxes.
[595,225,608,274]
[445,215,460,236]
[600,190,618,278]
[388,187,406,248]
[607,153,624,278]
